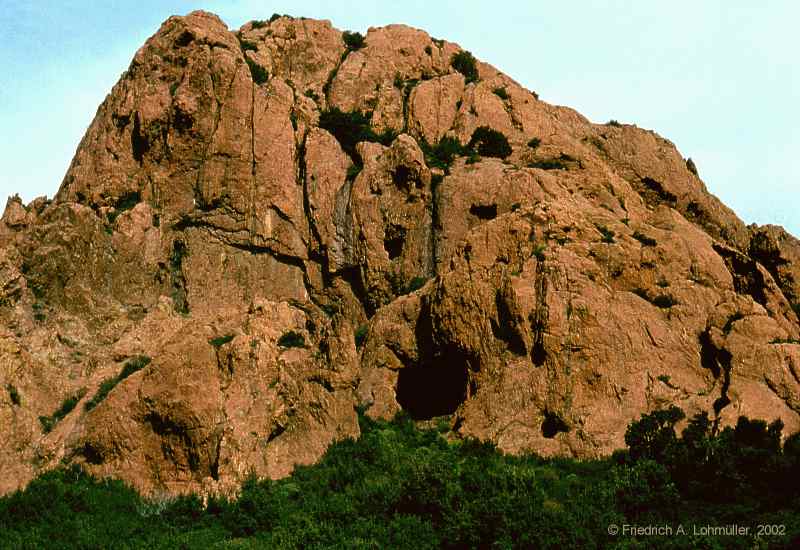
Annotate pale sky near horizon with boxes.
[1,1,798,235]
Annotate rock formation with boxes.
[2,10,799,496]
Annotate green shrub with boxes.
[209,334,234,348]
[651,294,678,309]
[527,159,567,170]
[596,225,615,243]
[467,126,512,159]
[527,137,541,149]
[7,384,20,406]
[354,325,368,348]
[492,87,509,100]
[40,388,87,433]
[85,356,151,412]
[277,331,305,348]
[239,39,257,52]
[420,136,469,171]
[32,302,46,322]
[245,57,269,84]
[107,192,141,224]
[401,276,428,295]
[268,14,289,24]
[632,231,657,247]
[318,108,396,161]
[686,157,698,176]
[342,31,366,50]
[450,50,479,83]
[607,119,622,127]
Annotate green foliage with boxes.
[686,157,698,176]
[107,192,141,224]
[401,276,428,295]
[239,39,257,51]
[318,108,396,161]
[39,388,87,433]
[632,230,657,247]
[277,331,305,349]
[209,334,234,348]
[467,126,512,159]
[607,119,622,127]
[32,301,46,322]
[420,136,469,171]
[245,57,269,84]
[527,159,567,170]
[268,14,289,24]
[354,325,368,348]
[492,86,509,100]
[527,137,541,149]
[651,294,678,309]
[596,224,615,244]
[4,407,800,548]
[7,384,21,406]
[84,356,151,412]
[450,50,479,83]
[342,31,366,50]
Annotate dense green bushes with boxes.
[318,108,396,161]
[450,50,479,83]
[467,126,512,159]
[3,407,799,548]
[39,388,87,433]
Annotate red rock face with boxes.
[1,10,799,496]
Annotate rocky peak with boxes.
[2,10,799,497]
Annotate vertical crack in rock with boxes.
[170,239,190,314]
[698,327,733,429]
[131,112,149,163]
[429,173,442,277]
[529,260,549,366]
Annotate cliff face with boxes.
[2,10,800,496]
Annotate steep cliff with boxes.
[2,10,799,497]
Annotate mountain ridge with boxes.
[1,10,799,497]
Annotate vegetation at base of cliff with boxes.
[38,388,87,433]
[3,407,799,549]
[84,356,152,413]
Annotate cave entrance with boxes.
[396,358,469,420]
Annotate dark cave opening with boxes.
[396,359,469,420]
[541,410,569,438]
[383,224,407,260]
[469,203,498,220]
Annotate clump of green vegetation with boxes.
[632,230,657,247]
[607,119,622,127]
[277,330,305,349]
[238,39,257,52]
[318,108,396,162]
[107,192,141,224]
[39,389,87,433]
[32,302,46,322]
[596,224,615,244]
[393,73,404,89]
[354,325,368,348]
[400,276,428,295]
[450,50,479,83]
[420,136,469,171]
[527,159,567,171]
[467,126,512,159]
[84,356,151,413]
[651,294,678,309]
[533,243,547,261]
[527,137,541,149]
[492,86,509,100]
[342,31,366,51]
[268,14,290,24]
[209,334,235,348]
[7,384,21,406]
[686,157,698,176]
[245,57,269,84]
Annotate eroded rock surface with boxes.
[2,10,800,496]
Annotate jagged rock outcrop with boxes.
[2,10,800,496]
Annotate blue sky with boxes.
[1,1,798,235]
